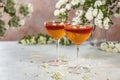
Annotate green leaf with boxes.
[72,3,80,9]
[109,19,113,25]
[83,0,95,10]
[98,5,108,17]
[81,14,88,24]
[109,10,114,15]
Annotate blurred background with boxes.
[0,0,120,41]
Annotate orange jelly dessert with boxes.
[65,24,92,45]
[45,22,65,40]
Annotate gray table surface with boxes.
[0,41,120,80]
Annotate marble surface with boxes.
[0,41,120,80]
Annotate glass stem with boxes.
[76,45,79,65]
[56,39,60,61]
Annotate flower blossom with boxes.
[85,7,94,21]
[94,0,103,7]
[55,0,68,9]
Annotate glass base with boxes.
[90,39,106,47]
[44,59,68,66]
[68,66,90,74]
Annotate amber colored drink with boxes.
[65,24,92,74]
[45,22,65,40]
[65,24,92,45]
[44,21,66,66]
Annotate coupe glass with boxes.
[65,24,92,74]
[44,21,66,66]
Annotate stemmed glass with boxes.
[65,24,92,74]
[44,21,66,66]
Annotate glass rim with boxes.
[44,21,71,26]
[65,23,93,28]
[44,20,70,23]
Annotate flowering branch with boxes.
[54,0,120,29]
[0,0,33,37]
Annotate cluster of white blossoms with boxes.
[0,0,33,37]
[19,3,33,17]
[19,33,55,45]
[19,33,72,46]
[54,0,71,22]
[72,9,83,25]
[51,71,64,80]
[54,0,120,28]
[100,42,120,53]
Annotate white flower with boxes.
[41,63,49,68]
[115,43,120,52]
[11,0,18,4]
[82,75,90,80]
[79,0,85,5]
[55,0,68,9]
[65,3,72,10]
[92,8,98,17]
[19,3,34,17]
[100,42,108,50]
[101,42,120,53]
[102,0,107,5]
[51,71,64,80]
[85,7,94,21]
[94,18,103,28]
[97,10,103,19]
[115,43,120,49]
[47,39,54,44]
[75,10,83,17]
[103,17,110,29]
[26,39,30,44]
[106,47,113,52]
[118,46,120,52]
[114,13,120,18]
[27,3,34,13]
[19,19,25,26]
[97,19,103,28]
[71,0,80,6]
[31,37,36,44]
[20,39,26,45]
[72,16,81,25]
[94,0,103,7]
[38,36,46,44]
[55,2,62,9]
[108,42,115,48]
[60,8,66,13]
[54,9,60,16]
[88,7,94,11]
[112,48,119,53]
